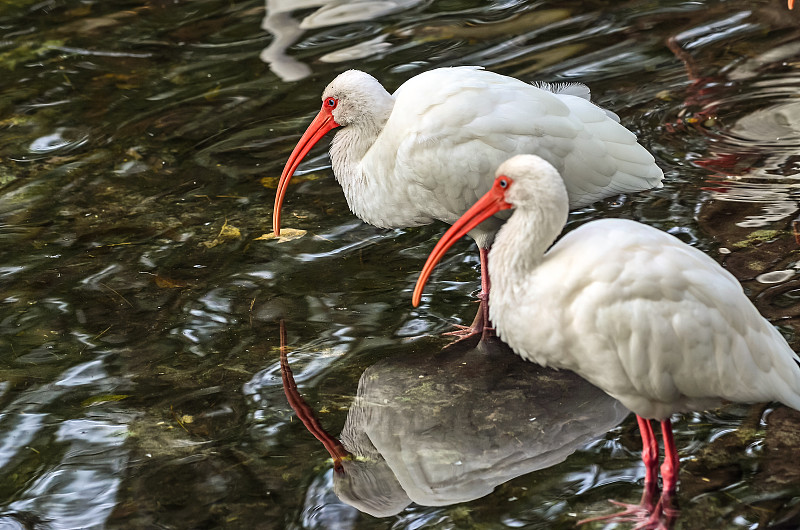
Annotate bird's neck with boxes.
[329,96,394,185]
[328,94,396,225]
[488,203,566,301]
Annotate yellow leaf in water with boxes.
[202,222,242,248]
[204,84,221,101]
[154,275,187,288]
[255,228,307,243]
[81,394,130,407]
[125,147,143,160]
[260,172,327,189]
[260,176,279,189]
[219,224,241,238]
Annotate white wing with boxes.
[509,219,800,418]
[369,67,662,230]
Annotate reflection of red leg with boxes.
[578,415,662,526]
[444,246,495,341]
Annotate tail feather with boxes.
[533,80,621,123]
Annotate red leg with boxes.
[443,246,494,341]
[477,246,494,339]
[658,419,680,519]
[636,419,681,529]
[634,418,679,530]
[638,415,660,508]
[478,246,491,302]
[578,415,661,525]
[660,419,678,494]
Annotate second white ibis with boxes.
[412,154,800,528]
[274,67,663,337]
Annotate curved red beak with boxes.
[412,177,512,307]
[273,106,340,235]
[790,0,795,9]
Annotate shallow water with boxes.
[1,0,800,528]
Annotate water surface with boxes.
[1,0,800,528]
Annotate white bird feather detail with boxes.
[485,156,800,420]
[325,67,662,248]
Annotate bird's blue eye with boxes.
[498,178,509,188]
[325,97,337,108]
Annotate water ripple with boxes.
[3,1,800,528]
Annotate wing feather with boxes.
[350,68,662,244]
[523,219,800,417]
[378,67,662,225]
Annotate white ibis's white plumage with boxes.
[412,154,800,527]
[274,67,663,336]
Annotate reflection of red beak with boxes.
[273,108,341,235]
[278,320,351,473]
[412,177,512,307]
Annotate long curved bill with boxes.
[272,109,340,235]
[412,178,512,307]
[790,0,794,9]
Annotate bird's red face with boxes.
[272,97,342,235]
[412,175,514,307]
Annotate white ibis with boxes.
[274,67,663,338]
[412,154,800,528]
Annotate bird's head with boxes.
[272,69,392,235]
[493,155,569,213]
[320,70,391,127]
[411,155,569,307]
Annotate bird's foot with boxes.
[444,324,479,338]
[650,490,679,528]
[578,500,652,526]
[579,494,678,530]
[578,482,661,526]
[630,500,677,530]
[443,323,494,342]
[445,298,494,342]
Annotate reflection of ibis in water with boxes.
[279,329,628,517]
[413,154,800,528]
[274,66,663,337]
[259,0,421,81]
